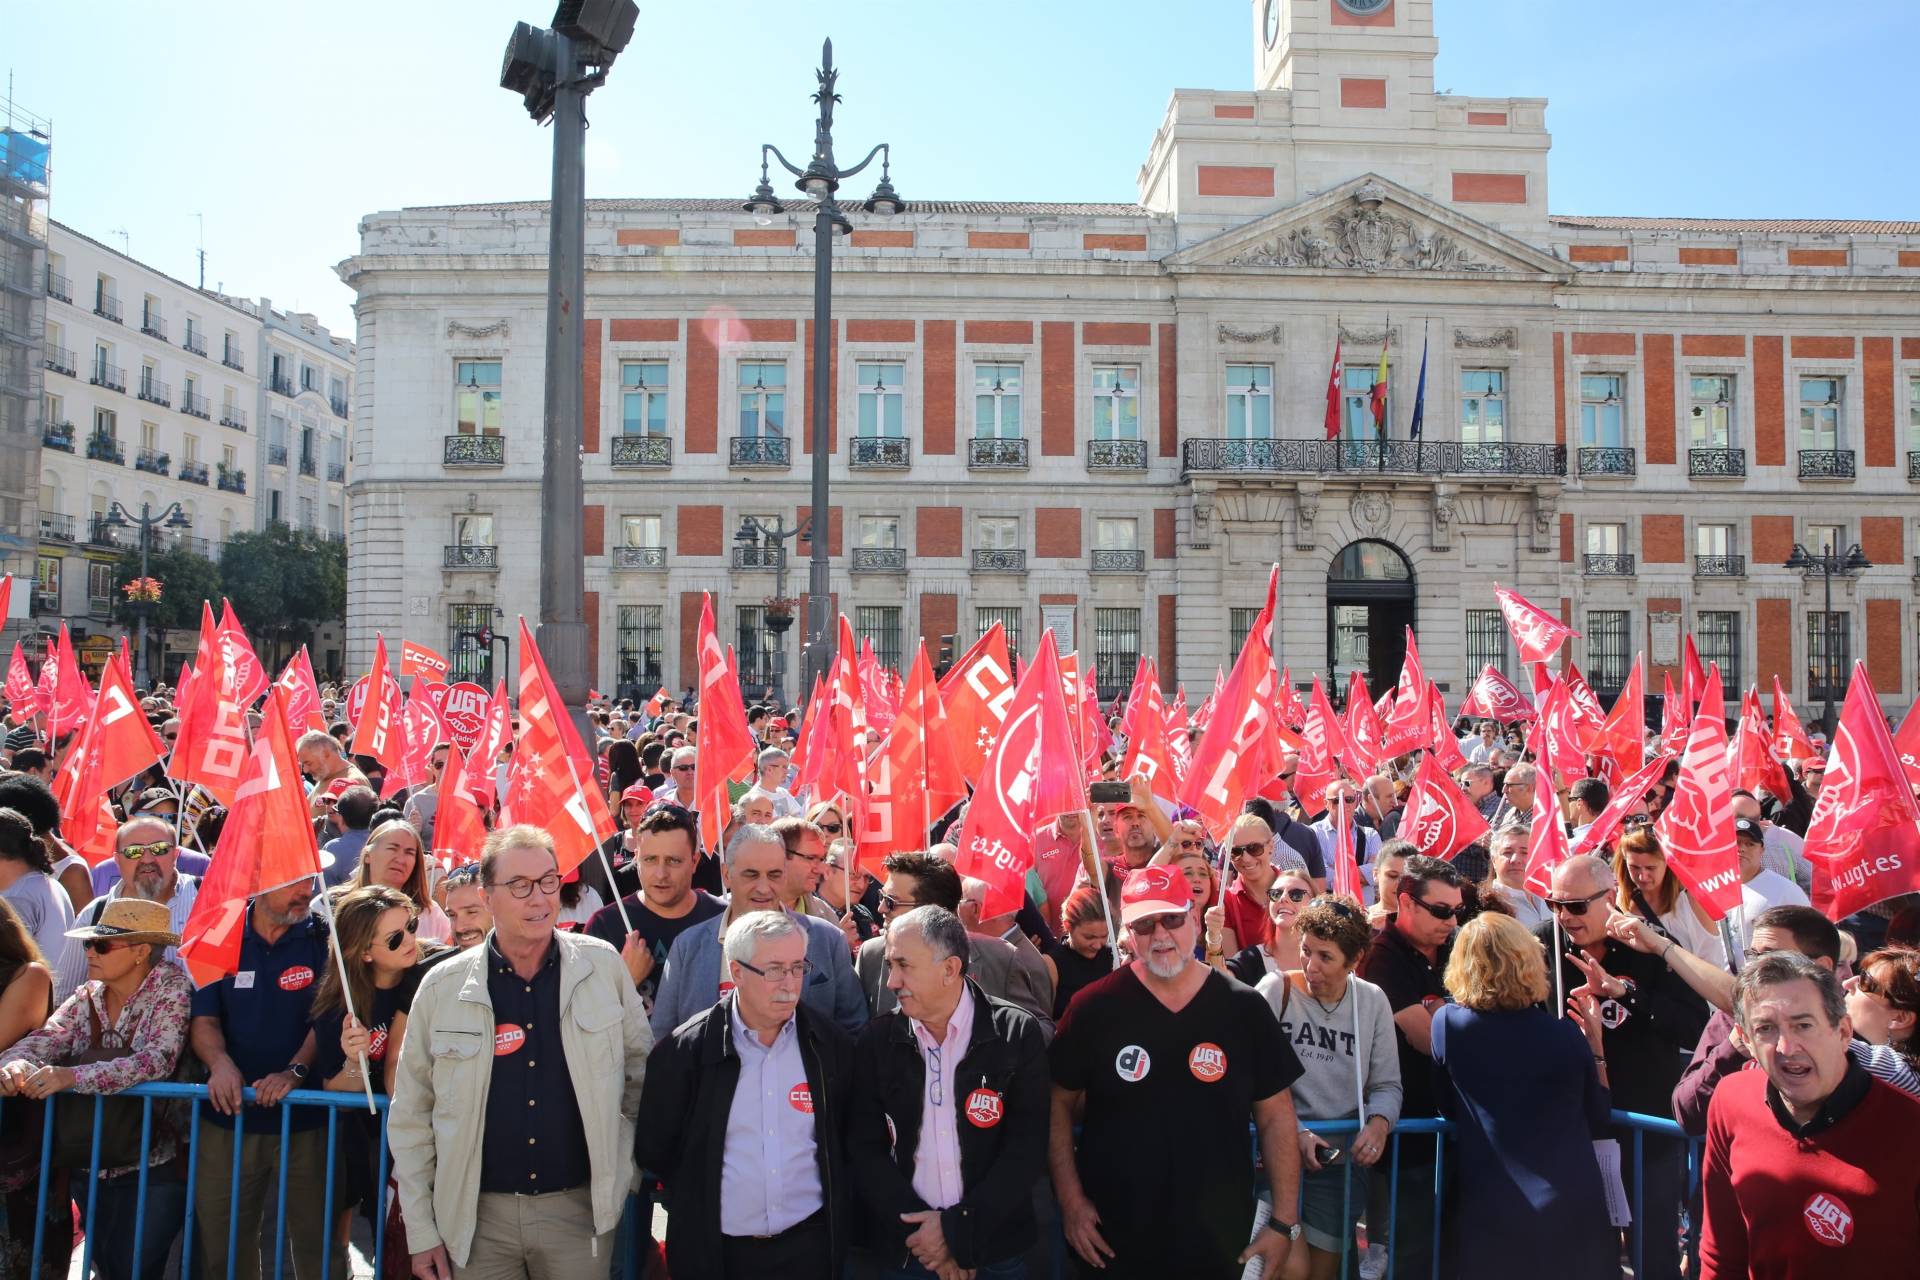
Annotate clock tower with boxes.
[1252,0,1438,120]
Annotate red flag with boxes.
[1654,666,1743,922]
[49,624,90,738]
[1695,660,1726,726]
[1378,631,1428,757]
[822,615,872,830]
[1735,686,1794,800]
[955,632,1088,917]
[502,618,616,874]
[1536,677,1588,782]
[400,639,452,681]
[462,680,513,811]
[1341,669,1387,777]
[1122,661,1185,802]
[170,606,251,806]
[1803,662,1920,919]
[1274,667,1306,731]
[1117,658,1152,741]
[1401,752,1490,861]
[1771,675,1816,763]
[1180,566,1284,836]
[178,690,324,986]
[858,645,967,871]
[690,595,758,851]
[1076,669,1113,771]
[1460,664,1536,723]
[384,696,445,800]
[1659,671,1690,757]
[1330,793,1361,900]
[938,623,1015,783]
[1494,585,1579,665]
[53,652,162,862]
[350,635,406,773]
[1560,661,1607,752]
[1891,698,1920,789]
[1681,634,1707,718]
[1596,656,1646,780]
[858,642,899,736]
[33,631,59,722]
[1165,683,1193,762]
[4,642,33,717]
[431,741,491,866]
[217,600,268,708]
[1571,753,1675,859]
[1323,337,1343,440]
[276,647,326,734]
[1292,676,1347,814]
[1425,683,1469,772]
[788,674,831,800]
[1523,736,1574,896]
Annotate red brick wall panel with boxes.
[1158,596,1177,689]
[677,505,723,557]
[1041,322,1076,457]
[1082,323,1151,347]
[1680,335,1745,357]
[1867,599,1903,696]
[967,231,1030,250]
[801,319,838,454]
[924,320,955,456]
[795,505,843,557]
[1466,110,1508,126]
[1559,513,1574,563]
[1789,336,1854,360]
[616,229,678,246]
[686,320,717,454]
[1035,509,1082,560]
[963,321,1034,346]
[1643,333,1676,466]
[1679,248,1738,265]
[734,229,795,247]
[845,320,914,344]
[849,230,913,248]
[1754,336,1785,466]
[1340,78,1387,108]
[1642,514,1684,563]
[1751,516,1795,567]
[1568,245,1628,263]
[583,505,604,559]
[679,592,702,689]
[1084,234,1148,251]
[1757,599,1794,697]
[1212,105,1255,120]
[917,507,961,558]
[1154,509,1176,560]
[1553,332,1566,445]
[584,591,600,685]
[1452,173,1527,204]
[920,593,958,654]
[1861,516,1903,567]
[609,319,677,342]
[1787,249,1848,267]
[1196,166,1275,197]
[1864,336,1895,468]
[1570,332,1635,357]
[1158,324,1178,458]
[582,318,602,454]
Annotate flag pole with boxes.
[315,892,378,1115]
[1377,313,1389,473]
[1082,808,1122,970]
[1553,912,1566,1019]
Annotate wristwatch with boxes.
[1269,1219,1302,1241]
[286,1062,309,1081]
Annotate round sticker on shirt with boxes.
[278,966,315,992]
[367,1027,389,1060]
[494,1023,526,1056]
[1802,1192,1854,1247]
[965,1088,1004,1128]
[788,1084,814,1114]
[1114,1045,1152,1083]
[1419,994,1447,1014]
[1188,1042,1228,1083]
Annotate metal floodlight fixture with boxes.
[861,149,903,216]
[500,21,560,122]
[552,0,638,60]
[1784,542,1812,570]
[104,506,129,528]
[745,151,786,215]
[735,517,761,545]
[1843,544,1871,572]
[165,507,191,529]
[828,204,853,237]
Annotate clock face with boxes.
[1264,0,1280,47]
[1335,0,1392,14]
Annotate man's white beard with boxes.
[1145,949,1189,980]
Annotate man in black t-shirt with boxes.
[1049,865,1304,1279]
[584,805,724,1009]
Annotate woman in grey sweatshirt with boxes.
[1255,894,1402,1270]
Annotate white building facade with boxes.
[340,0,1920,720]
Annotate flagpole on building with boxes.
[1377,314,1389,473]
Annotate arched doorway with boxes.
[1327,540,1416,702]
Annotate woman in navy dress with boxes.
[1431,913,1616,1280]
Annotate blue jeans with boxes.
[881,1258,1026,1280]
[80,1162,187,1280]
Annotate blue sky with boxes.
[13,0,1915,335]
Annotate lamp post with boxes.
[1783,539,1871,736]
[499,0,638,738]
[104,499,189,689]
[745,38,904,700]
[735,514,808,706]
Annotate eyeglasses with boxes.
[879,893,918,913]
[671,763,696,774]
[1503,780,1531,791]
[497,872,562,899]
[1174,837,1205,850]
[1546,889,1611,917]
[926,1043,944,1104]
[817,821,844,835]
[83,939,130,955]
[1269,885,1310,904]
[1409,896,1465,923]
[382,916,421,951]
[1850,969,1888,999]
[118,840,174,861]
[1127,911,1188,938]
[787,849,823,865]
[1229,842,1268,860]
[736,957,813,983]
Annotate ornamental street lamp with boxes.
[745,38,904,701]
[103,500,189,689]
[1784,539,1871,736]
[499,0,638,737]
[734,515,809,706]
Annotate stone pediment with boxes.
[1168,174,1568,278]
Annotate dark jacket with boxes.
[847,981,1049,1270]
[1672,1007,1744,1137]
[635,996,855,1280]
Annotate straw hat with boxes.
[64,898,182,948]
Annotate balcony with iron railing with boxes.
[971,548,1027,573]
[220,406,247,430]
[42,345,73,377]
[140,312,167,341]
[444,434,505,466]
[1694,554,1746,578]
[44,270,70,303]
[610,434,670,468]
[38,513,73,543]
[182,330,207,357]
[267,443,289,466]
[222,346,245,372]
[851,547,907,573]
[967,438,1029,471]
[1090,549,1146,573]
[330,395,349,418]
[42,421,74,452]
[94,295,121,324]
[1582,553,1635,577]
[443,545,499,570]
[87,432,125,465]
[180,388,210,419]
[731,545,785,570]
[730,436,790,469]
[216,468,246,494]
[1798,449,1855,480]
[136,376,170,408]
[327,461,345,482]
[134,449,171,477]
[1181,438,1567,477]
[171,535,212,558]
[1908,451,1920,482]
[611,546,668,570]
[298,455,316,478]
[1088,438,1149,471]
[90,362,126,393]
[269,372,295,397]
[1689,448,1746,478]
[849,437,911,470]
[1576,446,1636,477]
[179,460,209,485]
[87,515,121,546]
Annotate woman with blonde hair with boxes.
[1431,913,1614,1279]
[332,817,452,943]
[1613,825,1724,964]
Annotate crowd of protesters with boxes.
[0,673,1914,1280]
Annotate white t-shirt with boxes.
[1659,892,1729,969]
[1730,869,1811,943]
[559,885,605,932]
[1495,883,1553,931]
[3,871,82,998]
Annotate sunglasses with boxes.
[878,893,918,913]
[817,821,844,835]
[381,916,421,951]
[1850,969,1888,999]
[1268,885,1310,904]
[1127,911,1188,938]
[119,840,174,861]
[1229,842,1268,860]
[671,764,695,773]
[83,939,131,955]
[1409,896,1465,923]
[1546,889,1610,917]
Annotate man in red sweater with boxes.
[1702,950,1920,1277]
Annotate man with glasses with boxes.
[1355,854,1465,1279]
[391,824,651,1279]
[858,853,1038,1025]
[772,815,840,924]
[638,910,855,1280]
[401,741,451,848]
[72,814,199,968]
[821,840,881,945]
[1050,865,1304,1279]
[1460,764,1499,821]
[1538,853,1707,1280]
[1310,782,1379,896]
[656,746,699,805]
[1489,761,1538,832]
[652,823,868,1040]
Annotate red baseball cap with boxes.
[322,777,354,801]
[769,716,790,732]
[1120,865,1192,928]
[620,783,654,806]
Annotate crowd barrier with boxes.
[1,1084,1702,1280]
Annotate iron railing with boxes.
[181,388,210,419]
[44,269,70,302]
[1577,446,1636,476]
[1090,549,1146,573]
[87,432,125,465]
[1908,451,1920,482]
[612,545,668,569]
[972,548,1027,572]
[730,435,791,468]
[1694,554,1745,577]
[611,434,670,467]
[1583,553,1635,577]
[269,372,295,397]
[968,437,1029,470]
[1689,447,1745,477]
[222,346,245,372]
[42,344,73,376]
[137,376,171,407]
[1798,449,1855,479]
[267,443,288,466]
[1088,438,1149,470]
[298,455,317,478]
[183,330,208,357]
[850,436,911,469]
[851,547,907,572]
[444,544,499,569]
[42,422,74,452]
[1181,437,1567,476]
[731,545,785,570]
[88,515,121,545]
[91,362,126,392]
[94,294,122,323]
[444,434,505,466]
[216,470,246,494]
[39,513,74,541]
[220,406,247,430]
[134,449,171,476]
[327,462,346,482]
[180,460,210,484]
[140,312,167,340]
[330,395,350,418]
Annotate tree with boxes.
[220,524,347,670]
[112,543,222,680]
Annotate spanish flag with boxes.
[1368,332,1390,438]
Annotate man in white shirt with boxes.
[1309,782,1379,885]
[1731,816,1809,942]
[1730,790,1810,895]
[654,746,698,805]
[1566,777,1609,850]
[755,748,805,819]
[1487,824,1552,929]
[1464,721,1500,765]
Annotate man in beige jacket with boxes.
[389,825,651,1278]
